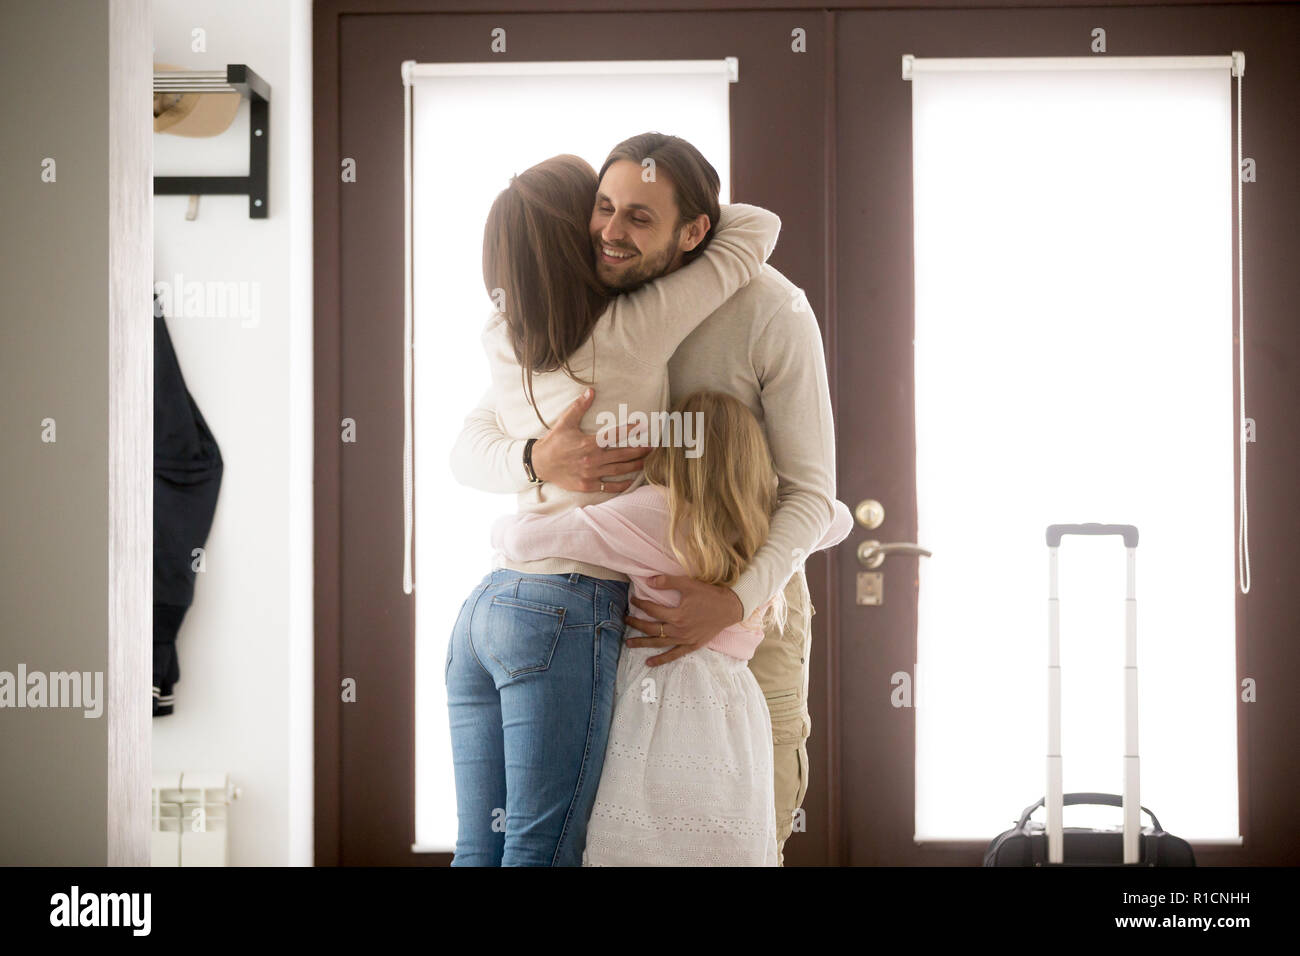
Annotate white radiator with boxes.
[151,771,240,866]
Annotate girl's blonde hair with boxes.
[641,389,788,634]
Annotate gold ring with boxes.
[599,482,605,492]
[659,623,665,638]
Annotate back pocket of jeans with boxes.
[484,595,567,677]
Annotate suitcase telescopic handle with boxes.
[1045,523,1142,863]
[1046,523,1139,547]
[1019,793,1163,833]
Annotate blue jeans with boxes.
[446,569,630,866]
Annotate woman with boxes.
[491,389,852,865]
[446,153,780,866]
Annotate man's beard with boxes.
[593,230,682,293]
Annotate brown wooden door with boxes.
[316,3,838,866]
[830,3,1295,865]
[317,0,1297,867]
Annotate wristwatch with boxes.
[522,438,543,484]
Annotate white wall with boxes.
[151,0,313,866]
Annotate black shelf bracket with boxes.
[153,64,271,219]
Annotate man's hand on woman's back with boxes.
[531,387,650,493]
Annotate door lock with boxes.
[856,571,884,606]
[853,498,885,530]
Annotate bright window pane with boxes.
[412,62,731,852]
[910,64,1239,842]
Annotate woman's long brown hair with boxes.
[482,155,613,430]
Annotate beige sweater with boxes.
[450,203,783,585]
[449,206,839,622]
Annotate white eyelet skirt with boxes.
[581,640,779,866]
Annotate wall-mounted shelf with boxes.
[153,64,270,219]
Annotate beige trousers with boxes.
[747,567,812,866]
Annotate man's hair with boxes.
[598,132,722,265]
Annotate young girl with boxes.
[446,151,781,867]
[491,389,852,865]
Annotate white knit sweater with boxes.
[450,202,839,620]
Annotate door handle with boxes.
[857,540,933,570]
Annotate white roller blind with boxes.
[408,61,733,853]
[907,58,1240,844]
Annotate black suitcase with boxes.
[984,792,1196,866]
[983,524,1195,867]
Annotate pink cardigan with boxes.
[490,484,854,660]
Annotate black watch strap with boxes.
[523,438,542,484]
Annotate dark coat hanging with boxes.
[153,305,223,716]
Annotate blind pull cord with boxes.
[1236,59,1251,595]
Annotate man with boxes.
[450,132,837,864]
